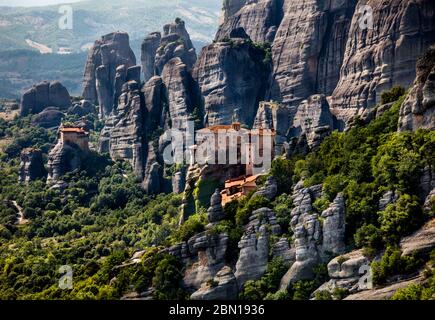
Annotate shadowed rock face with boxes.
[19,148,47,183]
[193,36,271,127]
[216,0,284,43]
[20,81,71,116]
[399,46,435,131]
[290,94,334,149]
[82,32,136,118]
[331,0,435,123]
[141,32,162,82]
[107,81,147,179]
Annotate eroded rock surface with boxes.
[20,81,71,116]
[82,32,136,118]
[18,148,47,183]
[399,45,435,131]
[331,0,435,123]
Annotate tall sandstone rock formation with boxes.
[399,45,435,131]
[216,0,435,128]
[193,33,271,127]
[82,32,136,118]
[90,0,435,196]
[331,0,435,123]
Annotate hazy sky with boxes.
[0,0,84,6]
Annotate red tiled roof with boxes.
[60,127,87,134]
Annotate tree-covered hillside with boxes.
[0,89,433,300]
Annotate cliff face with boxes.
[82,32,136,118]
[141,19,197,83]
[107,81,147,179]
[193,35,271,127]
[47,141,86,185]
[268,0,357,112]
[92,0,435,197]
[399,45,435,131]
[331,0,435,122]
[216,0,284,43]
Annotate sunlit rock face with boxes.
[82,32,136,118]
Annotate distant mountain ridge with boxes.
[0,0,221,98]
[0,0,221,54]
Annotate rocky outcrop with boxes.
[207,189,225,226]
[161,58,197,129]
[289,94,334,149]
[142,76,167,132]
[253,101,292,155]
[155,19,197,75]
[141,32,161,82]
[193,35,271,127]
[20,81,71,116]
[142,141,164,195]
[235,207,281,287]
[82,32,136,118]
[141,19,197,83]
[331,0,435,123]
[216,0,284,43]
[68,100,96,117]
[280,182,346,289]
[31,107,64,129]
[272,238,296,265]
[47,139,88,184]
[106,80,146,179]
[254,176,278,200]
[322,193,346,255]
[399,46,435,131]
[379,190,399,212]
[18,148,47,183]
[344,275,426,300]
[190,266,238,300]
[313,250,370,297]
[269,0,357,113]
[253,101,292,136]
[400,218,435,257]
[168,232,228,290]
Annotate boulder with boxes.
[313,250,370,297]
[31,107,64,129]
